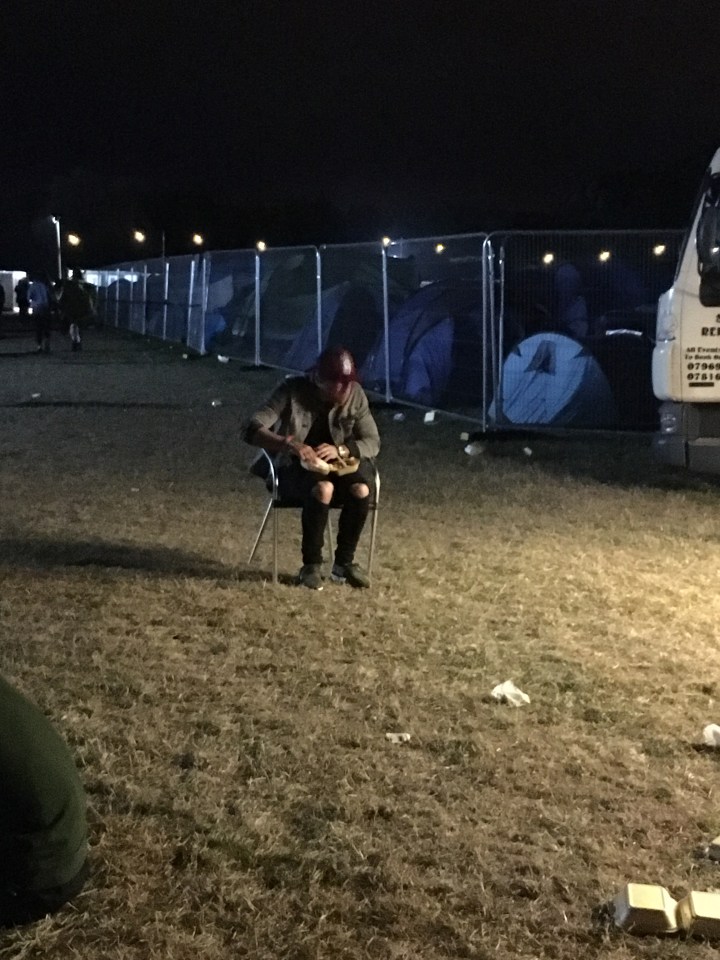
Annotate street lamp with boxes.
[192,233,204,247]
[67,233,81,247]
[133,228,166,259]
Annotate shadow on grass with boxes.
[0,536,290,583]
[475,432,720,493]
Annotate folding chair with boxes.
[248,450,380,584]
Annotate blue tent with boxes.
[490,332,618,427]
[361,279,485,407]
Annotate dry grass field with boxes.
[3,327,720,959]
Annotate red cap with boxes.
[313,346,358,384]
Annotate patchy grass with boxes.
[2,330,720,958]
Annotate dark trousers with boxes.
[34,308,51,347]
[279,461,374,566]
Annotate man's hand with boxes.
[286,438,317,464]
[314,443,340,462]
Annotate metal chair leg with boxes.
[273,503,279,585]
[367,468,380,578]
[248,499,273,563]
[367,504,379,578]
[326,514,334,563]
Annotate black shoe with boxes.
[331,562,370,588]
[297,563,323,590]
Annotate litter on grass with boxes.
[491,680,531,706]
[464,441,485,456]
[385,732,411,744]
[703,724,720,747]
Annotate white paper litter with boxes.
[703,724,720,747]
[423,410,436,424]
[217,355,230,363]
[464,441,485,456]
[392,412,405,422]
[523,446,533,457]
[211,399,222,407]
[491,680,531,707]
[385,732,411,744]
[31,393,41,399]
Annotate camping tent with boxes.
[490,332,618,427]
[361,279,486,407]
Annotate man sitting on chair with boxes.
[244,346,380,590]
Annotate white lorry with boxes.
[652,147,720,472]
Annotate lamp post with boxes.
[50,216,62,280]
[133,229,166,260]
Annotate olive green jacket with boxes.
[244,376,380,468]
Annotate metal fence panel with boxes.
[256,246,318,368]
[364,234,487,414]
[141,258,168,340]
[162,256,195,343]
[109,263,138,332]
[305,242,399,388]
[486,230,684,430]
[185,256,206,354]
[127,265,146,334]
[202,249,257,359]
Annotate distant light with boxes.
[653,244,667,256]
[133,230,146,244]
[598,250,611,262]
[382,236,391,247]
[256,240,267,252]
[435,243,445,254]
[67,233,81,247]
[192,233,204,246]
[542,252,554,265]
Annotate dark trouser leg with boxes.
[301,496,329,565]
[0,858,89,928]
[335,493,370,566]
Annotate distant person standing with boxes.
[27,274,53,353]
[14,276,29,317]
[0,673,89,927]
[59,269,95,351]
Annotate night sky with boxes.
[3,0,720,268]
